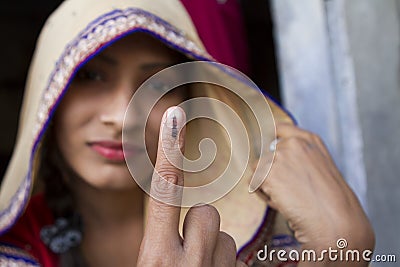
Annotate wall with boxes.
[345,0,400,261]
[271,0,400,264]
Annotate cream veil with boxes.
[0,0,294,262]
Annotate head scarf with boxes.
[0,0,295,264]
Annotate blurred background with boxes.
[0,0,398,265]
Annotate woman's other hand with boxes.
[254,123,374,266]
[137,107,246,267]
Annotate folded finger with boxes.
[183,204,221,261]
[212,231,237,266]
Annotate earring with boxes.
[40,214,82,254]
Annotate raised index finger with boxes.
[145,106,186,244]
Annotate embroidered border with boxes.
[237,207,277,265]
[0,257,39,267]
[0,244,40,267]
[0,177,31,235]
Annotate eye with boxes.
[147,80,170,92]
[74,68,104,82]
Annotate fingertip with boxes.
[185,203,221,230]
[164,106,186,131]
[159,106,186,154]
[191,203,220,220]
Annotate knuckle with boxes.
[308,133,322,145]
[261,183,273,196]
[313,134,325,147]
[286,136,305,147]
[309,132,319,140]
[150,175,182,205]
[218,231,235,245]
[217,231,237,254]
[188,204,221,231]
[304,131,317,140]
[156,168,181,184]
[151,188,181,205]
[285,136,314,152]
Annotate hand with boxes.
[253,123,374,266]
[137,107,247,267]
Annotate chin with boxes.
[81,164,138,191]
[89,176,138,191]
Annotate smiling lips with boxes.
[89,141,138,161]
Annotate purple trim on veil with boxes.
[261,90,297,125]
[0,176,31,235]
[237,207,277,263]
[0,243,40,266]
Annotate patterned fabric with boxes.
[0,177,30,235]
[238,209,300,266]
[0,245,40,267]
[0,194,58,267]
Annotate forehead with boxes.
[97,32,185,61]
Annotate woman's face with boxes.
[54,33,185,190]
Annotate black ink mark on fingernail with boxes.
[172,115,178,139]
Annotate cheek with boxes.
[55,108,77,151]
[54,92,97,162]
[55,87,101,133]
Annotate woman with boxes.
[0,0,374,266]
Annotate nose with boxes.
[100,88,132,130]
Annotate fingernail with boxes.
[166,106,185,139]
